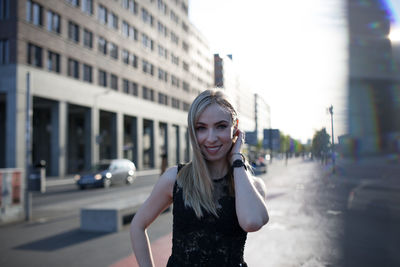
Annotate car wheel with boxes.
[126,175,135,185]
[103,178,111,188]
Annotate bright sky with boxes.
[189,0,399,143]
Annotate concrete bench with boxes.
[80,192,149,232]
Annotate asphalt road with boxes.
[1,157,399,267]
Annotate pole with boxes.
[25,72,32,221]
[329,105,335,174]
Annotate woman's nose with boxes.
[206,129,217,142]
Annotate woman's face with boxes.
[195,103,234,162]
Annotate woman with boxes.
[130,89,269,267]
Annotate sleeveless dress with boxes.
[166,165,248,267]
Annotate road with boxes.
[1,157,399,267]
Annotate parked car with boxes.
[74,159,136,189]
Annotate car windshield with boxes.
[90,163,110,172]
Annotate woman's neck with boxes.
[206,159,229,180]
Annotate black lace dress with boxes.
[166,168,248,267]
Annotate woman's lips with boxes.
[205,145,222,155]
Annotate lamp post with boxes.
[328,105,335,174]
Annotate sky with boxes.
[188,0,400,143]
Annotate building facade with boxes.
[0,0,213,176]
[347,0,400,155]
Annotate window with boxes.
[171,97,180,109]
[109,42,118,59]
[122,0,137,15]
[131,54,138,68]
[142,33,152,50]
[132,82,138,96]
[26,0,43,26]
[122,21,129,37]
[181,2,188,14]
[47,10,61,34]
[98,37,107,55]
[182,81,189,92]
[170,10,178,24]
[123,79,129,94]
[47,51,60,73]
[157,21,168,37]
[182,41,189,52]
[66,0,79,7]
[171,54,179,65]
[142,86,154,101]
[68,58,79,79]
[182,22,188,33]
[68,21,80,43]
[0,39,9,64]
[171,32,179,45]
[158,92,168,105]
[183,61,189,71]
[0,0,10,20]
[82,0,93,15]
[122,49,129,64]
[83,29,93,48]
[122,21,138,41]
[98,69,107,87]
[158,45,168,59]
[27,43,42,67]
[108,12,118,30]
[157,0,167,14]
[83,64,92,82]
[98,4,107,24]
[142,60,153,75]
[158,68,168,82]
[129,26,138,41]
[171,75,179,87]
[141,8,153,27]
[183,102,190,111]
[111,74,118,90]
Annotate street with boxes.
[1,158,399,267]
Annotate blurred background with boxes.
[0,0,399,266]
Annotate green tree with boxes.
[312,128,331,159]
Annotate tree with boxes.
[312,128,331,159]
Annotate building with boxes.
[0,0,214,177]
[347,0,400,155]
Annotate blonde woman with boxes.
[130,89,269,267]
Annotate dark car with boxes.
[74,159,136,189]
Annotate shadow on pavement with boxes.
[14,229,109,251]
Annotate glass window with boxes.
[98,4,107,24]
[83,64,92,83]
[123,79,129,94]
[66,0,79,7]
[47,50,60,73]
[27,43,42,67]
[47,10,61,34]
[0,39,9,64]
[83,29,93,48]
[68,21,80,43]
[108,12,118,30]
[81,0,93,15]
[109,42,118,59]
[111,74,118,90]
[0,0,10,20]
[26,0,43,26]
[131,54,138,68]
[98,37,107,55]
[98,69,107,87]
[68,58,79,79]
[122,50,129,64]
[132,82,138,96]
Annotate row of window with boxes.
[26,42,190,111]
[26,1,189,62]
[0,39,9,64]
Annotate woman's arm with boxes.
[130,166,177,267]
[230,130,269,232]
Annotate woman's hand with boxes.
[229,129,245,163]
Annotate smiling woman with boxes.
[130,89,269,267]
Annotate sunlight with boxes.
[389,27,400,42]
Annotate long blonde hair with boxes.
[177,89,237,218]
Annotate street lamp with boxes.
[328,105,335,174]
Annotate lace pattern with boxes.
[167,170,247,267]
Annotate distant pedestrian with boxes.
[130,89,269,266]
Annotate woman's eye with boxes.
[217,124,227,129]
[196,126,206,131]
